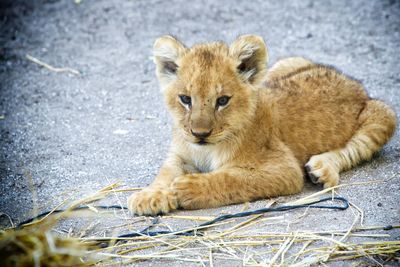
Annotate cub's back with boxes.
[265,64,369,164]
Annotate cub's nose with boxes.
[191,129,212,139]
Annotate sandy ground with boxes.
[0,0,399,266]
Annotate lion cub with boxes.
[128,35,396,215]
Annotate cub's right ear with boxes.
[153,35,187,90]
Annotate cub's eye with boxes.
[216,96,231,107]
[179,95,191,106]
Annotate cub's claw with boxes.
[305,165,319,184]
[127,188,177,216]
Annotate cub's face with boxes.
[153,35,268,146]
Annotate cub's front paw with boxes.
[171,174,211,209]
[127,188,177,216]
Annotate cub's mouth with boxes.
[196,139,209,145]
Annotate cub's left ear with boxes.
[153,35,187,91]
[229,35,268,86]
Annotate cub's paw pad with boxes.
[305,156,339,188]
[127,188,177,216]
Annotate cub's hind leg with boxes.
[305,100,396,188]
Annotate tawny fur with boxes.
[128,35,397,215]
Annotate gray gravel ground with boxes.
[0,0,399,266]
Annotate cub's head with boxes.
[153,35,268,146]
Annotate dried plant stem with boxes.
[26,54,80,75]
[162,215,215,221]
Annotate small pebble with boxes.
[113,129,129,135]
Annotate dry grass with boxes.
[1,178,399,266]
[0,184,120,266]
[0,225,93,267]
